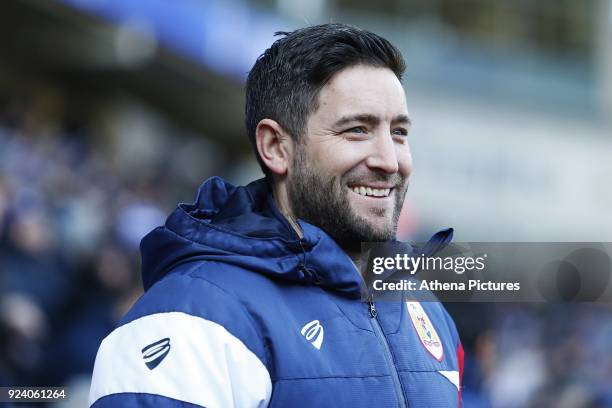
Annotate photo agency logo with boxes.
[359,242,612,303]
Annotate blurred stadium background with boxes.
[0,0,611,407]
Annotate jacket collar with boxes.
[140,176,452,298]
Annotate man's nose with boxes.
[365,133,400,174]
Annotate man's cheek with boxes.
[397,146,413,177]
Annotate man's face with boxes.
[287,65,412,246]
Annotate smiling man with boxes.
[89,24,463,407]
[280,64,411,255]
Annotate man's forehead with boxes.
[315,65,408,119]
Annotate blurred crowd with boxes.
[452,303,612,408]
[1,95,612,408]
[0,95,178,393]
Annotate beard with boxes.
[287,145,407,251]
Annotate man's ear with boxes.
[255,119,294,176]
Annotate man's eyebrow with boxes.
[392,114,412,125]
[333,114,412,127]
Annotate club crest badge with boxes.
[406,301,444,361]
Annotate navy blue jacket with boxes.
[89,177,463,407]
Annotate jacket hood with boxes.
[140,177,453,298]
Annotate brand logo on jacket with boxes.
[406,302,444,361]
[142,337,171,370]
[301,320,324,350]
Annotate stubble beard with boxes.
[286,146,407,251]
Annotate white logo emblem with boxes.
[406,301,444,361]
[301,320,324,350]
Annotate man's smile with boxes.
[348,185,393,198]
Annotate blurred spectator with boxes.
[0,95,176,392]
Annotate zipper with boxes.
[368,297,407,408]
[350,259,407,407]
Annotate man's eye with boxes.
[346,126,367,134]
[392,128,408,136]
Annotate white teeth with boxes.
[351,186,391,197]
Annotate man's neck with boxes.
[270,180,365,269]
[271,182,304,239]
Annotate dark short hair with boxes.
[245,23,406,176]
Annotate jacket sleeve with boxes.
[440,304,464,407]
[88,273,272,408]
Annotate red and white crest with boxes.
[406,301,444,361]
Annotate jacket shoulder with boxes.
[89,263,272,407]
[124,263,268,361]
